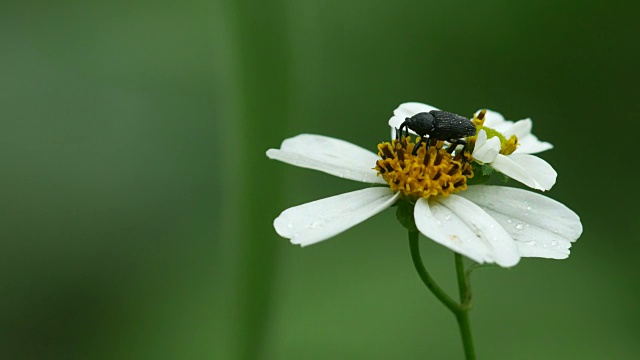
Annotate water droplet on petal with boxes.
[526,205,532,211]
[515,223,524,230]
[507,218,513,224]
[287,223,294,229]
[551,240,558,246]
[444,214,452,221]
[526,240,537,246]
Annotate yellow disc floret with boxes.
[374,137,474,201]
[500,135,518,155]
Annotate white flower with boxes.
[266,133,582,267]
[473,129,557,191]
[480,109,553,154]
[471,109,557,191]
[388,102,557,191]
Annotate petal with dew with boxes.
[414,196,520,267]
[274,187,399,247]
[459,185,582,259]
[267,134,385,184]
[491,153,557,191]
[472,130,501,163]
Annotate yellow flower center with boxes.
[471,110,519,155]
[374,137,474,200]
[500,135,518,155]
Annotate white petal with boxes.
[491,154,557,191]
[503,119,533,138]
[475,128,488,146]
[389,102,440,138]
[472,130,500,163]
[459,186,582,259]
[274,187,399,246]
[495,118,552,155]
[515,133,554,154]
[508,154,557,190]
[414,195,520,267]
[394,102,440,118]
[266,134,385,184]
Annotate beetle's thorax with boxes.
[407,112,435,136]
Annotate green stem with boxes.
[407,230,476,360]
[408,230,458,314]
[455,253,476,360]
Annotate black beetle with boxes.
[397,110,477,155]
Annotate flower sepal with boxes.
[466,163,493,186]
[396,200,417,231]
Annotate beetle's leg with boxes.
[446,141,459,154]
[447,138,467,153]
[427,137,437,150]
[412,136,424,156]
[448,139,471,163]
[458,139,469,155]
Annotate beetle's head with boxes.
[407,112,435,136]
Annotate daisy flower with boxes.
[267,126,582,267]
[390,102,557,191]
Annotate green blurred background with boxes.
[2,0,639,359]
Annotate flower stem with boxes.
[408,229,458,314]
[407,230,476,360]
[455,253,476,360]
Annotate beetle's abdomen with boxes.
[430,110,476,140]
